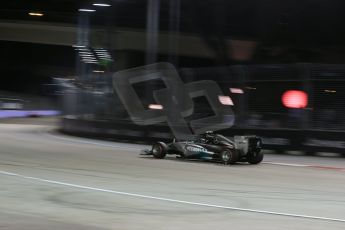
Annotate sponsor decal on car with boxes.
[185,145,206,152]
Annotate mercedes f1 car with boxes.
[141,131,263,165]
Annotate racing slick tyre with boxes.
[152,142,167,159]
[220,148,238,165]
[247,150,264,164]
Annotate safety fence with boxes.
[59,64,345,155]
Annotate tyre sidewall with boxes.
[152,142,167,159]
[220,148,238,165]
[248,150,264,164]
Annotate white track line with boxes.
[264,162,345,172]
[0,170,344,223]
[264,162,307,167]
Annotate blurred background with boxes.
[1,0,345,155]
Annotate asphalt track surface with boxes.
[0,119,344,229]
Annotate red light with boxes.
[282,90,308,108]
[218,96,234,106]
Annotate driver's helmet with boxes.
[204,131,215,140]
[195,131,215,143]
[194,133,207,143]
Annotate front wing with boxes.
[140,149,153,155]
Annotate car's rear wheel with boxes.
[247,150,264,164]
[220,148,238,165]
[152,142,167,159]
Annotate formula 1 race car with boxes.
[141,131,263,165]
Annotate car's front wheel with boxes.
[220,148,238,165]
[152,142,167,159]
[247,150,264,164]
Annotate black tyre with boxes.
[220,148,238,165]
[152,142,167,159]
[247,150,264,164]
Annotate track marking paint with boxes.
[264,162,345,172]
[0,170,344,223]
[306,165,345,172]
[264,162,307,167]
